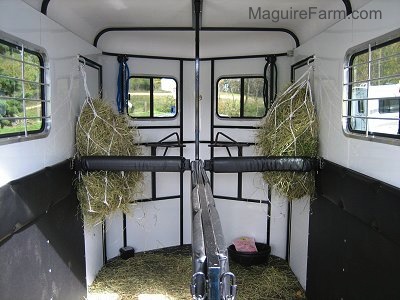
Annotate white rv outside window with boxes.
[0,32,49,144]
[343,30,400,144]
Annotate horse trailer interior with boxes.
[0,0,399,299]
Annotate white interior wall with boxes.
[288,0,400,289]
[0,0,102,289]
[99,50,294,259]
[0,0,100,188]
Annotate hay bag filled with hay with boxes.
[76,98,143,225]
[256,69,318,200]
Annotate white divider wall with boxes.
[289,0,400,289]
[101,56,193,258]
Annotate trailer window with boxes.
[128,76,177,118]
[344,31,400,142]
[0,36,49,143]
[217,76,266,118]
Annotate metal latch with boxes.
[191,272,206,300]
[220,272,237,300]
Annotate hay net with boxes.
[75,58,142,226]
[256,65,318,200]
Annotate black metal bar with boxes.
[133,195,181,203]
[213,195,269,205]
[102,221,107,264]
[151,147,157,214]
[94,27,300,48]
[342,0,353,16]
[202,52,287,61]
[94,27,194,47]
[194,0,201,161]
[210,60,215,190]
[213,125,259,129]
[240,78,245,117]
[180,60,184,246]
[237,147,243,199]
[201,27,300,47]
[267,187,271,246]
[286,201,292,262]
[102,51,288,62]
[291,55,314,83]
[136,125,181,129]
[79,55,103,98]
[40,0,51,14]
[123,213,127,248]
[149,78,154,118]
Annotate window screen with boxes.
[344,31,400,141]
[217,76,265,118]
[128,76,177,118]
[0,36,48,141]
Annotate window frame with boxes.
[0,31,50,145]
[343,29,400,145]
[127,75,178,120]
[216,75,266,119]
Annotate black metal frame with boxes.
[94,26,300,48]
[215,76,266,119]
[209,59,272,247]
[127,75,178,119]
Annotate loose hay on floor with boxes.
[89,245,305,300]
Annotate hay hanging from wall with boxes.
[75,98,143,226]
[256,70,318,200]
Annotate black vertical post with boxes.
[269,55,276,105]
[194,0,201,161]
[237,146,243,199]
[151,146,157,201]
[267,187,272,246]
[179,60,184,246]
[286,201,292,262]
[123,214,127,247]
[102,221,107,264]
[210,60,215,189]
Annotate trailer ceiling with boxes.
[22,0,372,51]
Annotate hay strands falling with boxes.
[256,65,318,200]
[75,97,143,226]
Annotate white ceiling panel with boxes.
[21,0,373,47]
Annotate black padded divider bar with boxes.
[204,156,320,173]
[76,156,191,172]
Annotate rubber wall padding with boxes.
[0,159,74,243]
[307,160,400,299]
[0,188,86,299]
[204,156,319,173]
[76,156,191,172]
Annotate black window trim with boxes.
[0,31,50,145]
[128,75,178,120]
[216,75,266,119]
[343,28,400,145]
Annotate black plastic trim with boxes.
[94,27,300,48]
[40,0,51,14]
[342,0,353,16]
